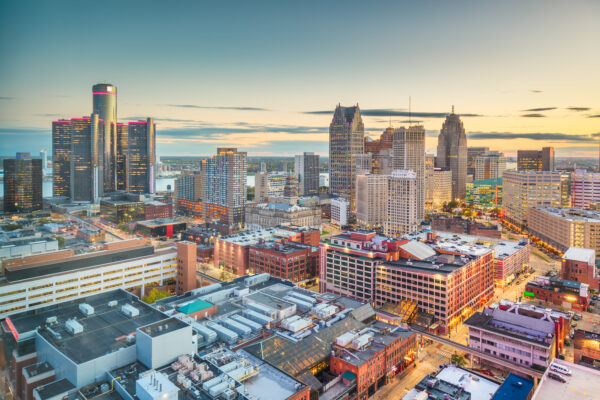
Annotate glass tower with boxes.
[3,153,42,213]
[92,83,117,192]
[127,118,156,194]
[52,119,72,197]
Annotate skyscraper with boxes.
[202,148,247,227]
[52,119,72,197]
[40,149,48,169]
[329,104,364,208]
[3,153,42,213]
[392,125,425,221]
[92,83,118,192]
[517,147,555,171]
[127,118,156,194]
[384,170,418,237]
[356,173,389,230]
[467,147,489,178]
[436,108,467,200]
[474,151,506,180]
[116,123,128,190]
[70,115,104,202]
[294,152,320,196]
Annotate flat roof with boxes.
[563,247,595,263]
[533,207,600,223]
[7,289,170,364]
[138,317,188,338]
[382,257,467,275]
[435,365,499,400]
[35,378,76,400]
[532,360,600,400]
[219,228,297,245]
[492,373,534,400]
[246,292,296,311]
[136,218,185,228]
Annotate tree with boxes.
[53,235,66,248]
[142,288,170,304]
[450,354,467,368]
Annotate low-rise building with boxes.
[524,276,590,311]
[431,216,502,239]
[0,236,59,260]
[245,202,321,230]
[248,241,319,282]
[144,200,173,220]
[466,178,503,209]
[532,360,600,400]
[465,307,556,371]
[331,198,349,227]
[135,218,187,238]
[561,247,598,291]
[75,227,105,243]
[100,196,145,224]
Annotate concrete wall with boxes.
[137,326,194,370]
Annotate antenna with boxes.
[452,105,455,114]
[409,96,412,126]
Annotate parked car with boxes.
[547,372,566,383]
[478,370,494,377]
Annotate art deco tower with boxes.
[436,107,467,200]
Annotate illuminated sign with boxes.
[5,317,19,340]
[523,291,535,298]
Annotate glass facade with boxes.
[466,178,503,209]
[127,119,156,194]
[70,115,103,202]
[52,120,72,197]
[3,153,42,213]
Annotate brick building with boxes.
[431,216,502,239]
[561,247,599,291]
[248,242,319,282]
[524,276,590,311]
[144,200,173,220]
[573,329,600,367]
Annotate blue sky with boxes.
[1,0,599,157]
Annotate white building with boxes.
[384,170,418,237]
[571,170,600,209]
[356,173,389,230]
[331,198,349,227]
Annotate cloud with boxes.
[530,90,543,93]
[588,114,600,118]
[0,96,15,100]
[566,107,591,112]
[521,113,546,118]
[521,107,556,112]
[166,104,270,111]
[468,131,598,143]
[0,127,49,136]
[35,113,65,117]
[304,108,482,117]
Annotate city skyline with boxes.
[1,1,599,157]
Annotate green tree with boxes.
[53,235,66,248]
[5,223,23,231]
[142,288,170,304]
[450,354,467,368]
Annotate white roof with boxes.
[399,240,436,260]
[532,359,600,400]
[435,365,499,400]
[563,247,595,264]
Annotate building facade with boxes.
[356,173,389,230]
[202,148,247,227]
[331,197,349,227]
[329,105,364,208]
[3,153,43,214]
[474,151,506,181]
[467,147,489,178]
[436,109,467,200]
[294,152,319,196]
[92,83,118,192]
[116,123,128,190]
[571,170,600,209]
[254,171,287,203]
[248,242,319,282]
[245,202,321,230]
[524,276,590,311]
[392,126,425,221]
[432,169,453,207]
[70,115,104,202]
[127,118,156,194]
[52,120,72,197]
[384,170,418,237]
[517,147,554,171]
[561,247,598,291]
[502,170,562,229]
[174,169,203,216]
[466,178,503,209]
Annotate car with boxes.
[547,372,566,383]
[478,370,494,377]
[593,295,599,301]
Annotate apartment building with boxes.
[248,241,319,282]
[528,207,600,253]
[465,307,556,370]
[356,173,389,230]
[502,170,562,229]
[561,247,598,291]
[524,276,590,311]
[331,198,349,227]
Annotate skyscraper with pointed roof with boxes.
[329,104,364,208]
[436,108,467,200]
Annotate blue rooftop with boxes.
[491,373,534,400]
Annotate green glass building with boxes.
[466,177,502,209]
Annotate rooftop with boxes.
[411,365,499,400]
[382,256,470,275]
[34,378,76,400]
[492,373,534,400]
[563,247,596,263]
[136,218,185,228]
[532,207,600,223]
[218,228,297,245]
[532,360,600,400]
[138,317,188,338]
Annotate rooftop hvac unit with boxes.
[222,389,236,400]
[209,380,234,397]
[191,283,222,296]
[242,309,273,326]
[283,296,312,311]
[230,314,262,332]
[244,273,270,287]
[202,375,225,390]
[108,300,118,307]
[207,323,239,344]
[220,318,252,336]
[121,304,140,317]
[288,291,316,304]
[79,303,95,316]
[193,324,218,344]
[246,303,277,319]
[46,316,57,324]
[65,319,83,335]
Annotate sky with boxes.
[1,0,599,158]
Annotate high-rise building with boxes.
[384,170,418,237]
[92,83,118,192]
[202,147,247,227]
[283,173,299,203]
[116,123,128,191]
[466,178,503,209]
[436,108,467,200]
[474,151,506,180]
[372,148,393,175]
[294,152,319,196]
[70,115,104,202]
[39,149,47,169]
[3,152,43,213]
[331,197,349,227]
[432,168,453,207]
[503,170,562,229]
[364,127,393,154]
[517,147,554,171]
[393,125,425,221]
[356,173,389,230]
[528,207,600,253]
[52,119,72,197]
[355,153,372,175]
[174,169,204,216]
[127,118,156,194]
[254,171,287,202]
[467,147,489,178]
[571,170,600,209]
[329,104,364,208]
[425,154,435,209]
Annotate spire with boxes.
[451,105,455,114]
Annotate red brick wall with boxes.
[176,241,197,295]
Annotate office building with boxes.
[431,216,502,239]
[39,149,47,169]
[465,306,556,370]
[524,276,590,311]
[100,196,145,224]
[136,218,187,238]
[573,329,600,367]
[528,207,600,253]
[294,152,319,196]
[202,148,247,227]
[425,154,435,209]
[517,147,554,171]
[331,197,349,226]
[467,147,489,178]
[127,118,156,194]
[372,148,393,175]
[116,123,128,190]
[355,153,372,175]
[144,200,173,220]
[436,108,467,200]
[571,170,600,208]
[3,153,43,214]
[364,126,393,154]
[0,236,59,261]
[392,125,425,221]
[174,169,203,216]
[502,170,562,229]
[561,247,598,290]
[254,171,287,202]
[466,178,503,209]
[245,202,321,230]
[248,241,319,282]
[329,104,364,208]
[356,173,389,230]
[432,168,453,207]
[92,83,118,192]
[474,151,506,181]
[384,170,418,237]
[52,120,72,197]
[70,115,104,202]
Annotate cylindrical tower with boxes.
[92,83,117,192]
